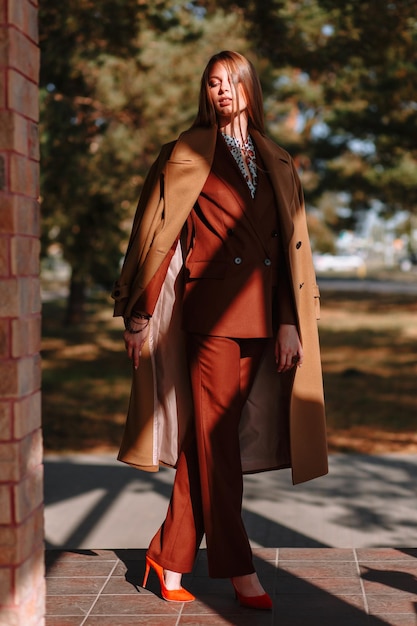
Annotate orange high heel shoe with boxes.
[142,555,195,603]
[232,582,273,610]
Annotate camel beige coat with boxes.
[112,126,328,485]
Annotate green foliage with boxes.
[39,0,417,322]
[216,0,417,214]
[39,0,248,321]
[299,0,417,212]
[39,0,141,308]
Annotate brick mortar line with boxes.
[0,188,40,201]
[0,149,40,163]
[1,22,38,46]
[5,66,39,88]
[0,109,40,125]
[0,233,39,239]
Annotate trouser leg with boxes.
[147,427,205,573]
[148,334,265,578]
[188,334,265,578]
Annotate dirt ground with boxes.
[41,288,417,454]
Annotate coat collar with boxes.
[160,126,296,251]
[169,126,217,162]
[160,127,217,243]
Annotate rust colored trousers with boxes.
[147,333,267,578]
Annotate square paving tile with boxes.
[181,594,250,615]
[279,548,355,561]
[277,560,358,578]
[85,617,181,625]
[45,549,117,568]
[179,615,272,625]
[366,593,417,614]
[357,548,417,561]
[275,592,366,613]
[366,616,417,626]
[276,576,363,595]
[43,548,417,626]
[252,548,278,561]
[187,576,233,595]
[362,573,417,596]
[45,618,86,626]
[90,593,182,616]
[46,559,117,578]
[46,576,108,596]
[46,595,96,617]
[101,576,152,595]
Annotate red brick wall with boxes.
[0,0,44,624]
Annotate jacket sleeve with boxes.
[131,236,179,316]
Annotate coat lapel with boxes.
[160,127,217,247]
[251,130,296,248]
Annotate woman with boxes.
[112,50,328,609]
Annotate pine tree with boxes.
[39,1,248,322]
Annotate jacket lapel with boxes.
[156,127,296,255]
[212,134,276,256]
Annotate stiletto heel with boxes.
[142,555,195,603]
[142,561,150,588]
[232,582,273,610]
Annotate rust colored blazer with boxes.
[135,132,295,337]
[112,126,328,485]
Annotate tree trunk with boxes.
[65,274,86,325]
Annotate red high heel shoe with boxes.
[142,555,195,603]
[232,582,273,610]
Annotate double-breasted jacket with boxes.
[112,125,328,485]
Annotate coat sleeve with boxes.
[289,158,321,323]
[131,235,179,316]
[111,141,176,317]
[275,241,297,325]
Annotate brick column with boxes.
[0,1,44,625]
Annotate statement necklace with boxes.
[221,132,258,198]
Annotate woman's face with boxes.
[208,62,247,123]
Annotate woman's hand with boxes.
[124,321,150,370]
[275,324,303,373]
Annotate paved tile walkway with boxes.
[45,547,417,625]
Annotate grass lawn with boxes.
[41,289,417,454]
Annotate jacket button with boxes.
[271,230,279,237]
[264,258,272,266]
[114,289,120,297]
[296,241,302,249]
[234,257,242,265]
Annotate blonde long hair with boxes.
[193,51,265,134]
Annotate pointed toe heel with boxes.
[142,555,195,603]
[232,584,273,610]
